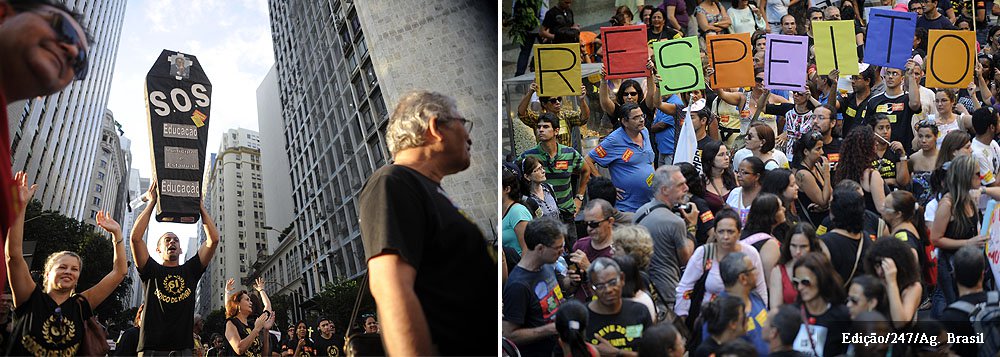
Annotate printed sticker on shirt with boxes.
[700,210,714,223]
[683,289,694,300]
[891,103,905,112]
[894,231,909,242]
[625,324,644,339]
[754,309,768,330]
[827,153,840,163]
[646,173,654,187]
[887,114,897,123]
[720,115,731,124]
[876,104,891,113]
[623,148,634,162]
[595,146,607,158]
[845,107,856,117]
[555,160,569,170]
[985,171,995,183]
[816,225,828,235]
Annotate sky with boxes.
[105,0,275,255]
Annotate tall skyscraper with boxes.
[202,129,266,312]
[257,65,293,251]
[122,169,149,308]
[83,110,131,230]
[261,0,496,304]
[6,0,127,221]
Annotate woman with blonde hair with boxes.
[5,172,128,356]
[225,277,275,356]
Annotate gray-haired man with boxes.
[359,91,493,356]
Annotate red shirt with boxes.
[0,87,16,289]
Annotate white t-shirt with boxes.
[732,148,790,172]
[726,187,753,224]
[972,138,1000,211]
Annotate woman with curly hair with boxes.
[864,237,923,329]
[834,125,888,215]
[701,141,737,213]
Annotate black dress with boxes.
[7,286,92,356]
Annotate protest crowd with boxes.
[503,0,1000,356]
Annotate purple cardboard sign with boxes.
[764,34,809,91]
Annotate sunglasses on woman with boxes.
[792,277,813,288]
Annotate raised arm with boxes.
[130,182,155,272]
[906,60,922,112]
[645,57,662,111]
[715,87,746,107]
[518,83,538,118]
[599,69,618,115]
[80,211,127,309]
[198,203,221,267]
[6,172,37,306]
[254,277,272,313]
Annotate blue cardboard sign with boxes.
[863,9,917,69]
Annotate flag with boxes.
[673,99,701,164]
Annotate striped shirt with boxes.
[519,109,586,148]
[520,143,584,212]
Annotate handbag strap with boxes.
[799,304,820,355]
[346,272,370,339]
[844,235,865,288]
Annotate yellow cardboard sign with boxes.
[706,33,754,88]
[926,30,976,88]
[533,44,582,97]
[813,20,859,75]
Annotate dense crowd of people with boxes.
[504,0,1000,356]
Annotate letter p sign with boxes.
[533,44,582,97]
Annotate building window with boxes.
[90,210,97,219]
[97,172,105,181]
[93,197,100,205]
[100,160,107,168]
[95,184,102,193]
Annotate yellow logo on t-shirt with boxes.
[894,231,909,242]
[156,274,192,304]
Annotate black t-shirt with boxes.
[8,286,93,356]
[799,303,851,357]
[138,254,205,351]
[824,137,843,173]
[692,337,722,357]
[586,300,653,353]
[941,291,988,357]
[227,317,263,356]
[542,6,574,33]
[694,135,720,174]
[771,351,809,357]
[819,231,873,284]
[283,337,316,356]
[839,92,871,138]
[502,265,561,356]
[864,92,921,154]
[359,165,494,356]
[313,334,343,357]
[114,326,140,356]
[874,148,901,183]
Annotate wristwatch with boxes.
[575,194,585,201]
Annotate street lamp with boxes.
[24,212,55,224]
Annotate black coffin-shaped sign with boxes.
[145,49,211,223]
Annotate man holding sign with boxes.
[864,60,923,153]
[517,81,590,148]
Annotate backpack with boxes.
[946,291,1000,357]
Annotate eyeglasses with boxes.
[755,77,765,83]
[740,266,757,276]
[547,241,565,250]
[792,277,813,288]
[808,131,824,141]
[629,114,646,121]
[846,296,860,304]
[585,218,609,228]
[544,97,563,104]
[884,71,903,78]
[34,11,88,80]
[591,277,620,291]
[449,117,474,133]
[623,91,640,97]
[738,169,757,176]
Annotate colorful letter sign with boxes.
[813,20,860,75]
[864,9,917,69]
[706,33,754,88]
[533,44,582,97]
[926,30,976,88]
[764,34,809,91]
[601,24,649,80]
[652,36,704,95]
